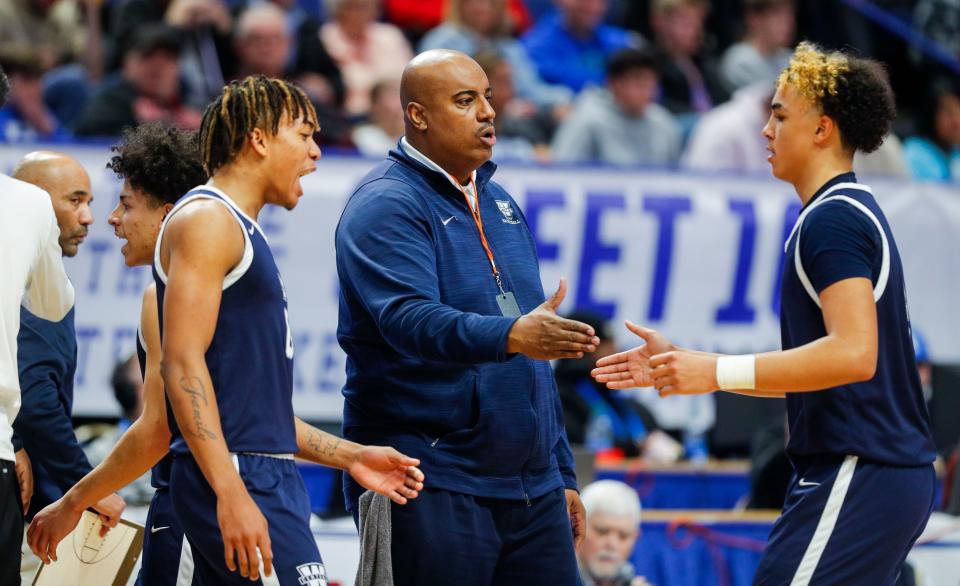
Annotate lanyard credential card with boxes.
[450,175,522,318]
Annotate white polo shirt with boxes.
[0,174,74,462]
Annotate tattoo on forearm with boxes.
[306,429,340,458]
[179,375,218,441]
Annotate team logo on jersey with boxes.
[495,200,521,224]
[296,562,328,586]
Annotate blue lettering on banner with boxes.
[75,326,102,387]
[644,195,693,321]
[85,240,111,294]
[771,202,802,315]
[116,263,148,295]
[715,199,757,323]
[112,327,136,361]
[524,189,565,261]
[575,193,625,320]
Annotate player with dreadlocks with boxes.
[28,114,423,585]
[149,76,422,584]
[592,43,936,584]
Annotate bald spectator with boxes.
[522,0,638,93]
[579,480,649,586]
[11,152,125,580]
[321,0,412,116]
[552,48,681,166]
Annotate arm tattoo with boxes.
[179,375,218,441]
[306,429,340,458]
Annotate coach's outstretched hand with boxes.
[349,447,424,505]
[591,321,674,389]
[506,278,600,360]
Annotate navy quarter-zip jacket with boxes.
[336,146,577,508]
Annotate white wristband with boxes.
[716,355,756,390]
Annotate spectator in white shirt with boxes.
[0,64,75,585]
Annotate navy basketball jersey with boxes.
[136,328,173,489]
[779,172,936,466]
[152,186,297,456]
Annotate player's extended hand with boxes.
[565,489,586,551]
[27,497,83,564]
[348,446,424,505]
[592,321,674,389]
[650,350,718,396]
[218,488,273,581]
[14,448,32,514]
[93,493,126,537]
[506,278,599,360]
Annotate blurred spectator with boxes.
[351,80,404,156]
[554,311,658,458]
[320,0,412,116]
[110,0,234,105]
[578,480,650,586]
[681,81,770,172]
[80,354,153,506]
[522,0,638,93]
[73,24,202,137]
[419,0,571,107]
[904,78,960,183]
[683,80,909,178]
[0,49,70,142]
[649,0,727,118]
[475,50,555,162]
[913,0,960,68]
[552,48,681,166]
[382,0,532,38]
[0,0,86,71]
[232,3,293,80]
[719,0,793,92]
[231,2,350,144]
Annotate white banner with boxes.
[2,144,958,419]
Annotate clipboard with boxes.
[32,510,144,586]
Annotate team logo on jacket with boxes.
[296,562,328,586]
[495,199,521,224]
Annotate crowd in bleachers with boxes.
[1,0,958,182]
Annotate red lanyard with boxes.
[448,175,506,295]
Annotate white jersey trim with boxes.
[785,184,889,308]
[789,455,858,586]
[153,190,254,291]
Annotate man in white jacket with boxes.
[0,64,75,585]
